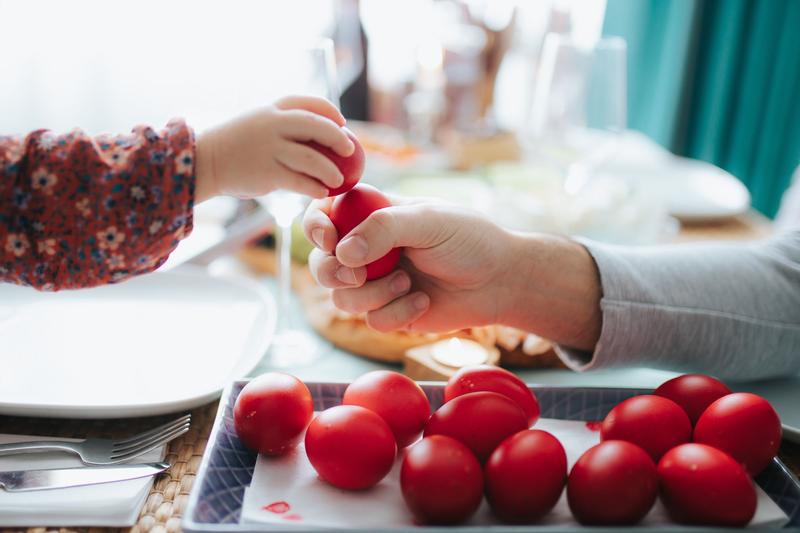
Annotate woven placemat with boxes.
[0,400,219,533]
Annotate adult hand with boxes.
[302,195,603,350]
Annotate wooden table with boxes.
[674,210,774,242]
[3,211,796,533]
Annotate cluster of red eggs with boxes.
[575,375,781,526]
[232,369,781,527]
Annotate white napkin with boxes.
[241,418,788,529]
[0,433,165,527]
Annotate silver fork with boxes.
[0,414,190,465]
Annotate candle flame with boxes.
[431,337,489,368]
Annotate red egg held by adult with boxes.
[329,183,401,280]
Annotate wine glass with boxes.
[257,38,340,368]
[528,34,627,194]
[528,35,668,244]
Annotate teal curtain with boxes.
[603,0,800,217]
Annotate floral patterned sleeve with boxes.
[0,119,195,290]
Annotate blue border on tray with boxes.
[183,380,800,532]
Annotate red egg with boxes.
[400,435,484,524]
[445,365,540,426]
[693,392,781,475]
[654,374,731,425]
[567,440,658,525]
[304,127,365,196]
[233,372,313,455]
[342,370,430,448]
[329,183,401,280]
[600,395,691,462]
[304,405,397,490]
[424,391,528,463]
[658,443,756,526]
[485,430,567,523]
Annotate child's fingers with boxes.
[274,95,346,127]
[365,291,430,333]
[277,144,344,190]
[279,110,355,157]
[275,162,329,198]
[331,270,411,314]
[308,248,367,289]
[303,198,337,252]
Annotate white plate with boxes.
[647,157,752,222]
[596,132,751,222]
[0,267,275,418]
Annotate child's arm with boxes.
[0,120,195,290]
[0,96,353,290]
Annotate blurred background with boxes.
[1,0,799,244]
[4,0,800,417]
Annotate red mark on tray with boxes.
[283,514,303,521]
[262,501,290,514]
[585,421,602,432]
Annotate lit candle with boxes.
[431,338,489,368]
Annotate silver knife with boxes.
[0,462,170,492]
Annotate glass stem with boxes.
[277,219,293,332]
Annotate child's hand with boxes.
[195,95,355,202]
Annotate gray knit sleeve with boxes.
[555,231,800,381]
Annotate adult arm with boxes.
[305,196,800,381]
[543,231,800,381]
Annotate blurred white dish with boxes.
[391,166,676,245]
[527,130,751,224]
[598,132,751,222]
[648,157,752,222]
[0,268,274,418]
